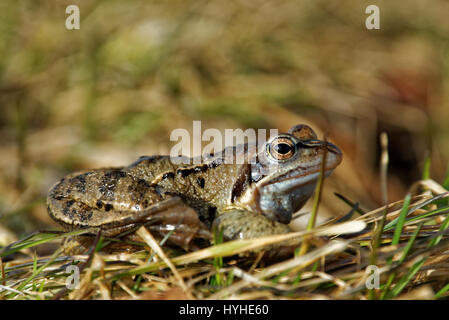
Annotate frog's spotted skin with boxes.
[47,124,342,255]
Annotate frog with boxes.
[47,124,342,256]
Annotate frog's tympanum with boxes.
[47,124,342,256]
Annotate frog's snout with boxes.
[324,141,343,170]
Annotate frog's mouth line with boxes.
[260,165,339,193]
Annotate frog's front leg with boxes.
[212,209,300,258]
[213,209,290,240]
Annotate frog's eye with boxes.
[268,137,296,161]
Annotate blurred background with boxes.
[1,0,448,246]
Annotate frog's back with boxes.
[46,154,234,231]
[46,156,176,230]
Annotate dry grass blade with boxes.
[116,280,139,299]
[417,179,448,194]
[52,230,102,300]
[136,226,193,299]
[380,132,389,205]
[209,240,348,299]
[120,221,366,279]
[0,284,25,296]
[319,221,366,237]
[257,240,348,279]
[2,188,448,300]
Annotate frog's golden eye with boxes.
[268,137,296,160]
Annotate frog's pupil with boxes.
[274,143,292,154]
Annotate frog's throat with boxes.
[259,167,335,193]
[235,166,337,217]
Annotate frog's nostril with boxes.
[323,142,343,170]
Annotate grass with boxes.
[0,175,448,299]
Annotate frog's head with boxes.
[237,124,342,224]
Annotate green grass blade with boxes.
[428,214,449,247]
[382,224,423,299]
[7,247,62,299]
[392,193,411,246]
[380,273,395,300]
[0,229,94,258]
[226,269,235,286]
[443,168,449,190]
[384,193,449,230]
[385,205,449,231]
[390,258,426,298]
[398,223,422,264]
[422,156,431,180]
[434,283,449,299]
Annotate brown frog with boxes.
[47,124,342,255]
